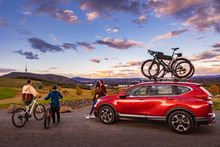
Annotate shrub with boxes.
[76,86,83,96]
[38,85,43,90]
[208,84,220,96]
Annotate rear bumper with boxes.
[196,113,216,125]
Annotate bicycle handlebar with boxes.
[148,49,156,55]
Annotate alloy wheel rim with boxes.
[171,114,190,132]
[100,108,113,123]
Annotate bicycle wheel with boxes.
[141,60,160,79]
[12,108,27,128]
[34,104,45,121]
[44,109,51,129]
[174,61,192,78]
[171,58,195,78]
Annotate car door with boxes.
[145,85,178,117]
[116,85,148,116]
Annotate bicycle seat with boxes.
[171,47,179,51]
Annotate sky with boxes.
[0,0,220,78]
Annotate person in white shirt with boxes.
[22,79,41,106]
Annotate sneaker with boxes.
[85,115,91,119]
[90,114,96,119]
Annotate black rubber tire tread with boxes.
[44,109,50,129]
[173,60,193,78]
[141,60,160,79]
[34,104,46,121]
[12,108,27,128]
[168,111,195,134]
[99,106,116,124]
[171,58,194,78]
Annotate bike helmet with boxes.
[51,84,57,89]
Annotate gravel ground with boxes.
[0,108,219,147]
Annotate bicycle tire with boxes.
[12,108,27,128]
[171,58,194,78]
[187,62,195,78]
[174,60,193,78]
[141,60,160,79]
[34,104,45,121]
[44,109,51,129]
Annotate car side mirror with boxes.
[119,93,127,98]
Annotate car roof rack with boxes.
[149,77,193,83]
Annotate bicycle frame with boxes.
[150,49,181,78]
[152,49,177,70]
[25,98,38,115]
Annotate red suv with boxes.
[93,81,215,134]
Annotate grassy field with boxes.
[213,97,220,110]
[0,78,42,88]
[0,87,17,99]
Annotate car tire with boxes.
[168,111,195,134]
[99,106,116,124]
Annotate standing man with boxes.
[22,79,41,106]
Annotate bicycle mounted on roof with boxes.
[141,47,195,80]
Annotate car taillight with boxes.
[194,95,211,100]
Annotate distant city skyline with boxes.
[0,0,220,78]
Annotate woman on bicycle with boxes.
[22,79,41,106]
[44,85,63,123]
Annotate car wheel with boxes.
[99,106,116,124]
[168,111,195,134]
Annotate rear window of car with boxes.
[176,86,191,95]
[150,85,173,95]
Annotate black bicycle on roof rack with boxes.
[141,47,195,80]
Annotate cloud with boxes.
[23,0,78,23]
[212,42,220,48]
[89,58,101,63]
[190,49,220,61]
[78,0,142,19]
[48,67,57,70]
[0,17,8,26]
[13,50,39,60]
[50,34,58,42]
[132,15,147,24]
[28,37,63,53]
[76,42,94,51]
[195,66,220,75]
[54,9,78,23]
[0,68,16,73]
[17,28,33,36]
[62,43,78,51]
[113,60,142,68]
[95,38,144,50]
[106,27,119,33]
[86,11,99,21]
[146,0,203,17]
[146,0,220,33]
[155,28,187,40]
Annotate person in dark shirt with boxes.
[44,85,63,123]
[86,80,106,119]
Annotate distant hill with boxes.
[191,75,220,85]
[72,75,220,86]
[1,72,220,87]
[72,77,146,85]
[1,72,80,86]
